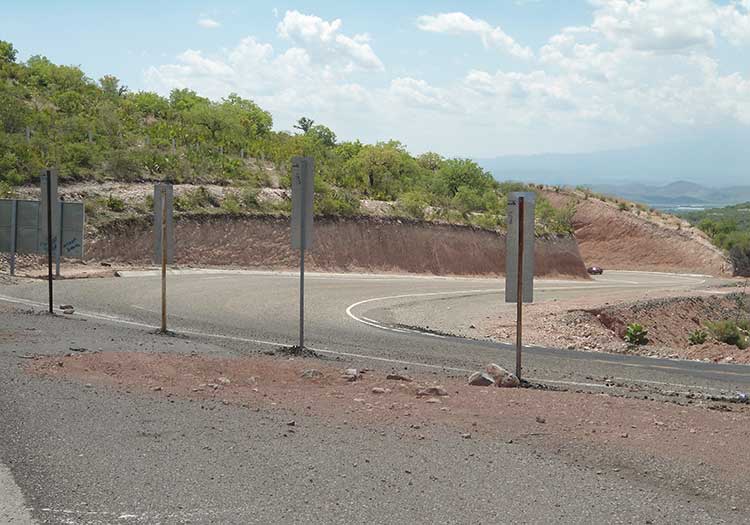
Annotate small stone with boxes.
[62,308,75,315]
[416,386,448,397]
[535,416,546,424]
[425,397,441,404]
[372,387,388,394]
[461,433,472,439]
[152,386,162,392]
[468,372,495,387]
[386,373,413,382]
[217,377,231,385]
[59,304,74,310]
[353,398,365,403]
[287,420,296,427]
[301,369,323,380]
[620,433,629,438]
[343,368,359,382]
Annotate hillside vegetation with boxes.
[678,203,750,275]
[0,41,573,234]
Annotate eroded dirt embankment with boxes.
[545,190,730,276]
[86,214,589,278]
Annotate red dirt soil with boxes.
[85,215,590,279]
[544,190,730,276]
[29,351,750,488]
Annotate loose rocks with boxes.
[485,363,520,388]
[342,368,359,382]
[386,373,413,382]
[301,369,323,380]
[416,386,448,397]
[468,372,495,387]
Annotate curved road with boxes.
[1,269,747,396]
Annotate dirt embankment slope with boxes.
[544,190,730,276]
[86,214,589,278]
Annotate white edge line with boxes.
[1,293,735,394]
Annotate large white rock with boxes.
[485,364,520,388]
[468,372,495,387]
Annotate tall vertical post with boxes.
[515,197,525,381]
[25,127,31,144]
[46,170,53,314]
[160,187,168,333]
[299,181,306,349]
[55,200,63,277]
[9,200,17,276]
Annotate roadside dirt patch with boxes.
[544,189,730,276]
[28,351,750,488]
[580,293,750,363]
[482,289,750,363]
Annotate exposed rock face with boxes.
[87,215,590,279]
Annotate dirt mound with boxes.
[86,214,590,278]
[544,190,730,276]
[579,293,750,363]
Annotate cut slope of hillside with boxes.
[544,188,730,276]
[85,215,589,279]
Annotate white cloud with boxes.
[589,0,750,53]
[417,12,533,60]
[146,5,750,157]
[276,10,384,71]
[197,17,221,29]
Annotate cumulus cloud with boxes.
[417,12,533,60]
[276,10,384,71]
[197,17,221,29]
[589,0,750,53]
[146,5,750,156]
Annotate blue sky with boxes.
[2,1,750,163]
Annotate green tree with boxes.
[100,75,127,97]
[294,117,315,133]
[0,40,18,63]
[308,124,336,147]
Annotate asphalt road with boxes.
[1,269,747,395]
[2,270,749,523]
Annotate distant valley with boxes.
[585,181,750,210]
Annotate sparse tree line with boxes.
[0,40,574,233]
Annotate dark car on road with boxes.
[587,266,604,275]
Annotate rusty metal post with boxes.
[516,196,525,380]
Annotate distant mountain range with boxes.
[477,127,750,207]
[584,181,750,208]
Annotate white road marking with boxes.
[0,462,36,524]
[1,275,739,395]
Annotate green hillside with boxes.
[677,203,750,276]
[0,40,574,234]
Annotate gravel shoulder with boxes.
[1,302,749,523]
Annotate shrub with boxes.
[0,181,15,198]
[396,191,429,220]
[174,186,218,211]
[220,193,242,214]
[240,187,260,209]
[706,320,750,349]
[688,329,708,345]
[618,201,629,211]
[316,188,360,216]
[105,194,126,212]
[624,323,649,346]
